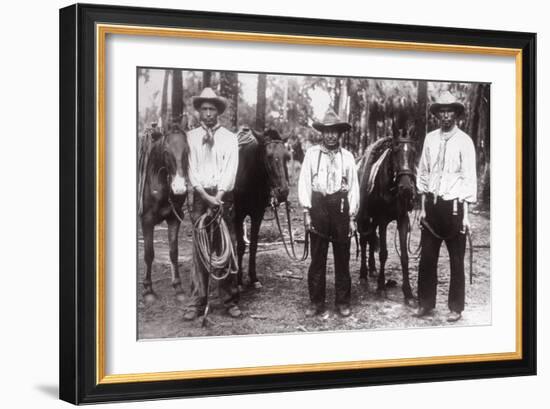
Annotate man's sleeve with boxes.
[298,149,312,209]
[460,135,477,203]
[218,132,239,192]
[416,135,431,194]
[347,154,360,218]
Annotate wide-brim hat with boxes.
[429,90,465,116]
[192,87,227,114]
[312,109,351,132]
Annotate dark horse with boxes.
[140,123,189,301]
[357,129,417,304]
[234,128,290,289]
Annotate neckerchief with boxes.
[433,125,458,197]
[320,145,342,194]
[200,121,221,147]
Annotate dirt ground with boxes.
[137,164,491,340]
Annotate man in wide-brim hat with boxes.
[415,90,477,323]
[184,87,241,321]
[192,87,227,114]
[312,110,352,133]
[428,90,465,117]
[298,109,359,318]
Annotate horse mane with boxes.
[356,137,393,228]
[358,137,392,185]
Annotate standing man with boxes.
[184,87,241,320]
[298,109,360,318]
[415,90,477,322]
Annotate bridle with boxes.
[153,132,188,224]
[391,137,417,184]
[263,139,288,202]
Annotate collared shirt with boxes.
[298,145,360,217]
[417,125,477,203]
[187,125,239,192]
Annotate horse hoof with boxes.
[143,292,157,303]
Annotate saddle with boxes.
[137,127,158,216]
[236,127,258,148]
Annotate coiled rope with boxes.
[192,206,236,281]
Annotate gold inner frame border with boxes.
[95,23,523,385]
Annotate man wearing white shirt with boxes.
[298,110,360,318]
[415,91,477,323]
[184,87,241,320]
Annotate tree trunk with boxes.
[256,74,267,131]
[219,72,239,132]
[171,70,184,123]
[348,79,362,156]
[466,83,490,209]
[416,80,428,149]
[160,70,170,128]
[333,78,341,113]
[203,71,212,88]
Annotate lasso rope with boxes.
[192,207,236,281]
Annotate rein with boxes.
[271,201,309,262]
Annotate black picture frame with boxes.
[59,3,536,404]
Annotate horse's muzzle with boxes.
[170,175,187,196]
[273,187,289,204]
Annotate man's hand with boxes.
[461,201,471,234]
[461,215,471,234]
[304,211,312,232]
[215,190,225,204]
[419,209,426,224]
[418,194,426,227]
[349,219,357,237]
[205,194,223,208]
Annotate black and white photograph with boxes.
[137,68,491,339]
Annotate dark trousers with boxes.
[418,196,466,313]
[308,192,351,307]
[188,189,239,311]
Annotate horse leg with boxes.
[167,217,185,301]
[141,216,156,301]
[398,214,415,305]
[248,212,262,289]
[377,222,388,297]
[234,212,246,289]
[368,230,378,277]
[359,233,369,285]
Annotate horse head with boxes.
[263,129,290,205]
[391,129,416,211]
[160,122,189,196]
